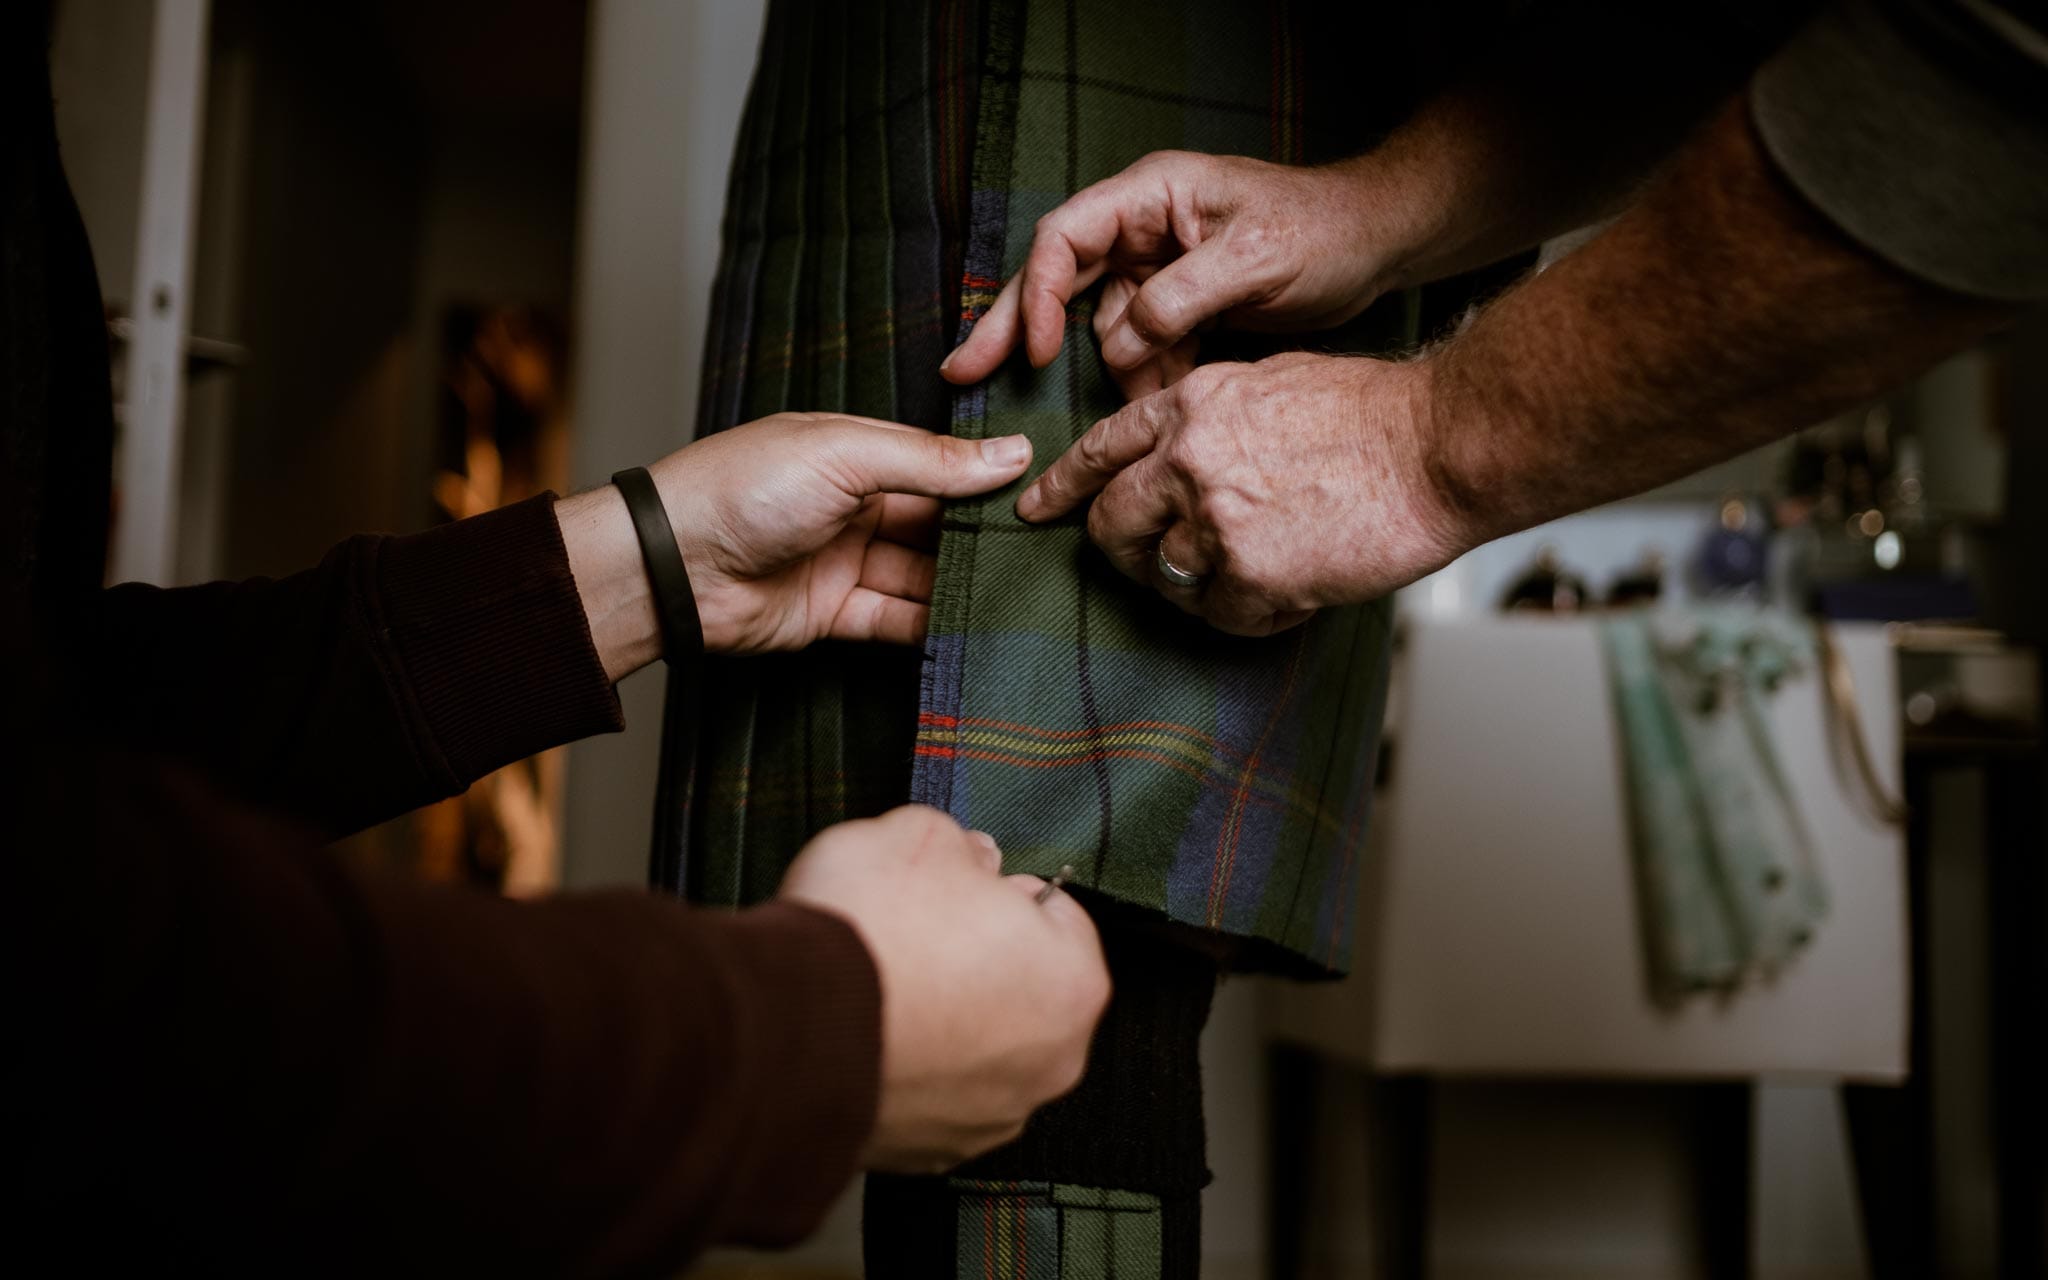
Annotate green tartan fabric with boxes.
[910,0,1417,975]
[662,0,1452,976]
[1051,1185,1164,1280]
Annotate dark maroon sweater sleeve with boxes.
[75,494,622,837]
[14,735,881,1274]
[15,497,883,1270]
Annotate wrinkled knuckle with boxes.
[1228,221,1273,258]
[1073,428,1116,472]
[1161,425,1210,476]
[1142,280,1193,335]
[1035,466,1073,507]
[1122,296,1165,344]
[1193,488,1249,540]
[1177,362,1228,401]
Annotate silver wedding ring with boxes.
[1156,545,1206,590]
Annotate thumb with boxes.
[822,422,1034,499]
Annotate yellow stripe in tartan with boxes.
[947,726,1219,770]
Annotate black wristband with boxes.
[610,467,705,662]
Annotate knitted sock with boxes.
[862,916,1218,1277]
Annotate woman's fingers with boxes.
[859,539,939,603]
[822,422,1033,500]
[875,493,943,550]
[828,588,931,646]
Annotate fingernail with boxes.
[1101,326,1145,369]
[969,831,1000,854]
[939,350,957,376]
[982,435,1030,467]
[1016,484,1042,520]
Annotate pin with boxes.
[1035,864,1075,904]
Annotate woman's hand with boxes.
[558,414,1031,678]
[778,805,1109,1172]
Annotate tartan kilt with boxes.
[661,0,1451,977]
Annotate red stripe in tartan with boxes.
[983,1195,996,1280]
[1206,630,1308,926]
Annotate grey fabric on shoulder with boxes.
[1750,0,2048,300]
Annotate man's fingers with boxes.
[859,539,938,603]
[1022,245,1108,369]
[1196,585,1316,638]
[1017,171,1164,367]
[1015,395,1171,522]
[941,275,1024,384]
[1100,236,1269,370]
[1084,457,1179,582]
[1093,274,1137,343]
[1155,519,1216,592]
[829,589,930,646]
[1198,584,1273,637]
[945,165,1166,380]
[1095,276,1159,400]
[945,247,1114,383]
[824,423,1033,499]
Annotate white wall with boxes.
[562,0,768,893]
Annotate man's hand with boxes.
[940,152,1397,394]
[777,805,1111,1173]
[559,415,1032,678]
[1015,353,1472,635]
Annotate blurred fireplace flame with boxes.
[420,305,570,897]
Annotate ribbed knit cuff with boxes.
[705,901,883,1245]
[372,495,624,790]
[960,924,1216,1196]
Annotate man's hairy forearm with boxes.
[1423,101,2016,544]
[1350,2,1777,294]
